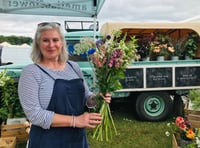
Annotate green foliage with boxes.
[0,35,32,45]
[189,89,200,110]
[0,69,25,122]
[172,37,186,56]
[183,32,200,58]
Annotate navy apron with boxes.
[28,62,88,148]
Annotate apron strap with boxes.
[35,61,81,80]
[35,64,55,80]
[67,61,82,78]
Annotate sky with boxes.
[0,0,200,38]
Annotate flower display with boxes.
[73,38,96,57]
[175,116,195,140]
[166,116,200,148]
[74,30,138,141]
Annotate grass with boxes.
[87,99,173,148]
[17,99,173,148]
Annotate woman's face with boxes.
[39,29,63,61]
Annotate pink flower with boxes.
[175,116,184,126]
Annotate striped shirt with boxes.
[18,61,92,129]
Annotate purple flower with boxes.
[96,40,104,48]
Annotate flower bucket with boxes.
[157,56,164,61]
[143,57,150,61]
[171,56,179,61]
[185,56,192,60]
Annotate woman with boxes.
[18,22,111,148]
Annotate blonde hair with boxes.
[31,22,68,64]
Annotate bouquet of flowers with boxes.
[74,30,138,141]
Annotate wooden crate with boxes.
[185,109,200,128]
[172,134,180,148]
[1,122,28,144]
[0,137,16,148]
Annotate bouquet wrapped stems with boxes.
[92,97,118,141]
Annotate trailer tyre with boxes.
[136,92,172,121]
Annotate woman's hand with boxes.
[75,112,102,128]
[100,92,112,103]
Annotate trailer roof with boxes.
[100,22,200,37]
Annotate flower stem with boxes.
[92,101,118,141]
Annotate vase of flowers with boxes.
[171,37,186,60]
[150,32,174,61]
[137,34,154,61]
[74,30,139,141]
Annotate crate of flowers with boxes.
[167,116,200,148]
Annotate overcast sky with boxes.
[0,0,200,37]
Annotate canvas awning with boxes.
[0,0,105,17]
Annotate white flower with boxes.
[165,131,170,137]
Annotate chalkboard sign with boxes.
[120,68,143,88]
[146,67,172,88]
[175,66,200,86]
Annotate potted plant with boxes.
[150,32,174,61]
[171,37,186,60]
[188,89,200,111]
[0,69,25,123]
[0,70,28,143]
[137,34,153,61]
[183,32,200,60]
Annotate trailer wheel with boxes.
[136,92,172,121]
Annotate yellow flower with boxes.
[153,46,160,53]
[186,129,195,139]
[168,46,175,53]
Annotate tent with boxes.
[0,0,105,38]
[0,0,105,17]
